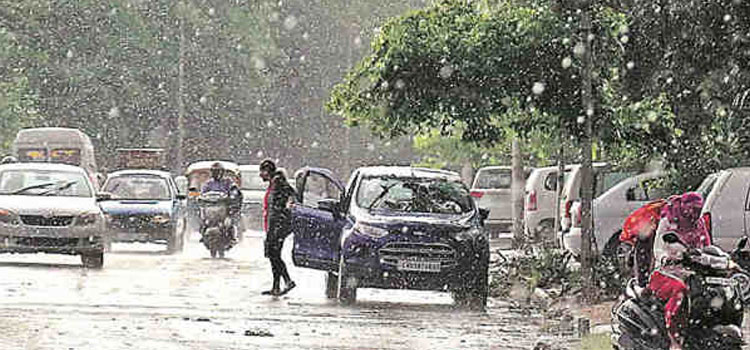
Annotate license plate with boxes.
[706,277,734,286]
[398,260,441,273]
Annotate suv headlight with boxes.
[0,208,19,225]
[353,223,389,239]
[76,212,100,226]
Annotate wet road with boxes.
[0,230,574,350]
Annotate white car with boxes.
[524,165,573,242]
[562,172,667,257]
[470,166,513,237]
[0,162,106,268]
[700,167,750,251]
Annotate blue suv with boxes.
[292,166,489,308]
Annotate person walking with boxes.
[260,159,297,296]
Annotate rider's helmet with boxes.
[1,156,18,164]
[210,162,225,180]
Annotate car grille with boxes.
[109,215,157,229]
[379,242,457,269]
[20,215,74,227]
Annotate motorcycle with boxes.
[197,191,237,258]
[611,234,750,350]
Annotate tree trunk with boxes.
[511,138,525,248]
[461,160,474,187]
[579,4,595,301]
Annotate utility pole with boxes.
[175,3,187,173]
[511,138,525,248]
[579,0,595,301]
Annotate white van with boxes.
[700,167,750,251]
[524,165,573,242]
[12,127,99,188]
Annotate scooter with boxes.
[611,234,750,350]
[197,191,237,258]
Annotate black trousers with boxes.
[265,235,290,289]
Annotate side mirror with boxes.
[317,199,340,214]
[662,232,681,244]
[176,194,187,201]
[625,188,636,201]
[96,192,113,202]
[738,237,748,251]
[479,208,490,223]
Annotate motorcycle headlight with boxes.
[76,212,100,226]
[152,215,171,224]
[0,208,19,225]
[353,223,389,239]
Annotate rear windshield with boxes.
[356,176,474,215]
[241,171,267,190]
[696,173,719,199]
[473,169,511,189]
[104,175,170,200]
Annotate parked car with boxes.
[99,170,187,253]
[12,127,101,188]
[291,166,490,308]
[558,163,633,234]
[562,172,668,258]
[700,167,750,251]
[238,164,288,232]
[0,162,106,268]
[524,165,573,242]
[470,166,531,238]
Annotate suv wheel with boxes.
[325,271,339,299]
[337,258,357,304]
[81,251,104,269]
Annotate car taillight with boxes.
[470,191,484,199]
[526,191,538,211]
[564,200,572,218]
[702,212,712,240]
[575,205,582,226]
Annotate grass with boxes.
[580,333,611,350]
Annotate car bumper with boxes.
[341,232,488,291]
[108,224,172,243]
[0,224,104,254]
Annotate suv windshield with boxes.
[0,169,91,197]
[356,176,474,215]
[104,175,170,200]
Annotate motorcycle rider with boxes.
[623,192,711,350]
[201,162,243,242]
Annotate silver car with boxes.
[0,163,106,268]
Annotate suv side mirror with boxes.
[318,199,340,214]
[479,208,490,224]
[626,188,636,201]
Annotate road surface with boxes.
[0,230,575,350]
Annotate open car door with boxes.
[291,167,345,271]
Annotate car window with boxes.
[303,172,341,208]
[0,169,92,197]
[356,176,473,215]
[542,169,571,191]
[104,175,171,200]
[241,170,266,190]
[473,169,511,189]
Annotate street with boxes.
[0,230,574,350]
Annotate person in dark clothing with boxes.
[260,159,297,296]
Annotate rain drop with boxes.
[626,61,635,70]
[724,14,732,22]
[561,57,572,69]
[573,42,585,57]
[620,35,629,44]
[66,49,74,58]
[283,16,298,31]
[208,8,215,16]
[577,116,585,124]
[395,80,405,89]
[532,82,545,95]
[438,65,454,79]
[267,120,274,128]
[199,96,208,105]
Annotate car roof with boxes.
[356,166,461,181]
[107,169,173,178]
[186,160,239,174]
[238,164,260,171]
[0,162,87,173]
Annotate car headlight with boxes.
[152,215,171,224]
[353,223,389,239]
[0,208,19,225]
[452,227,481,241]
[76,212,100,226]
